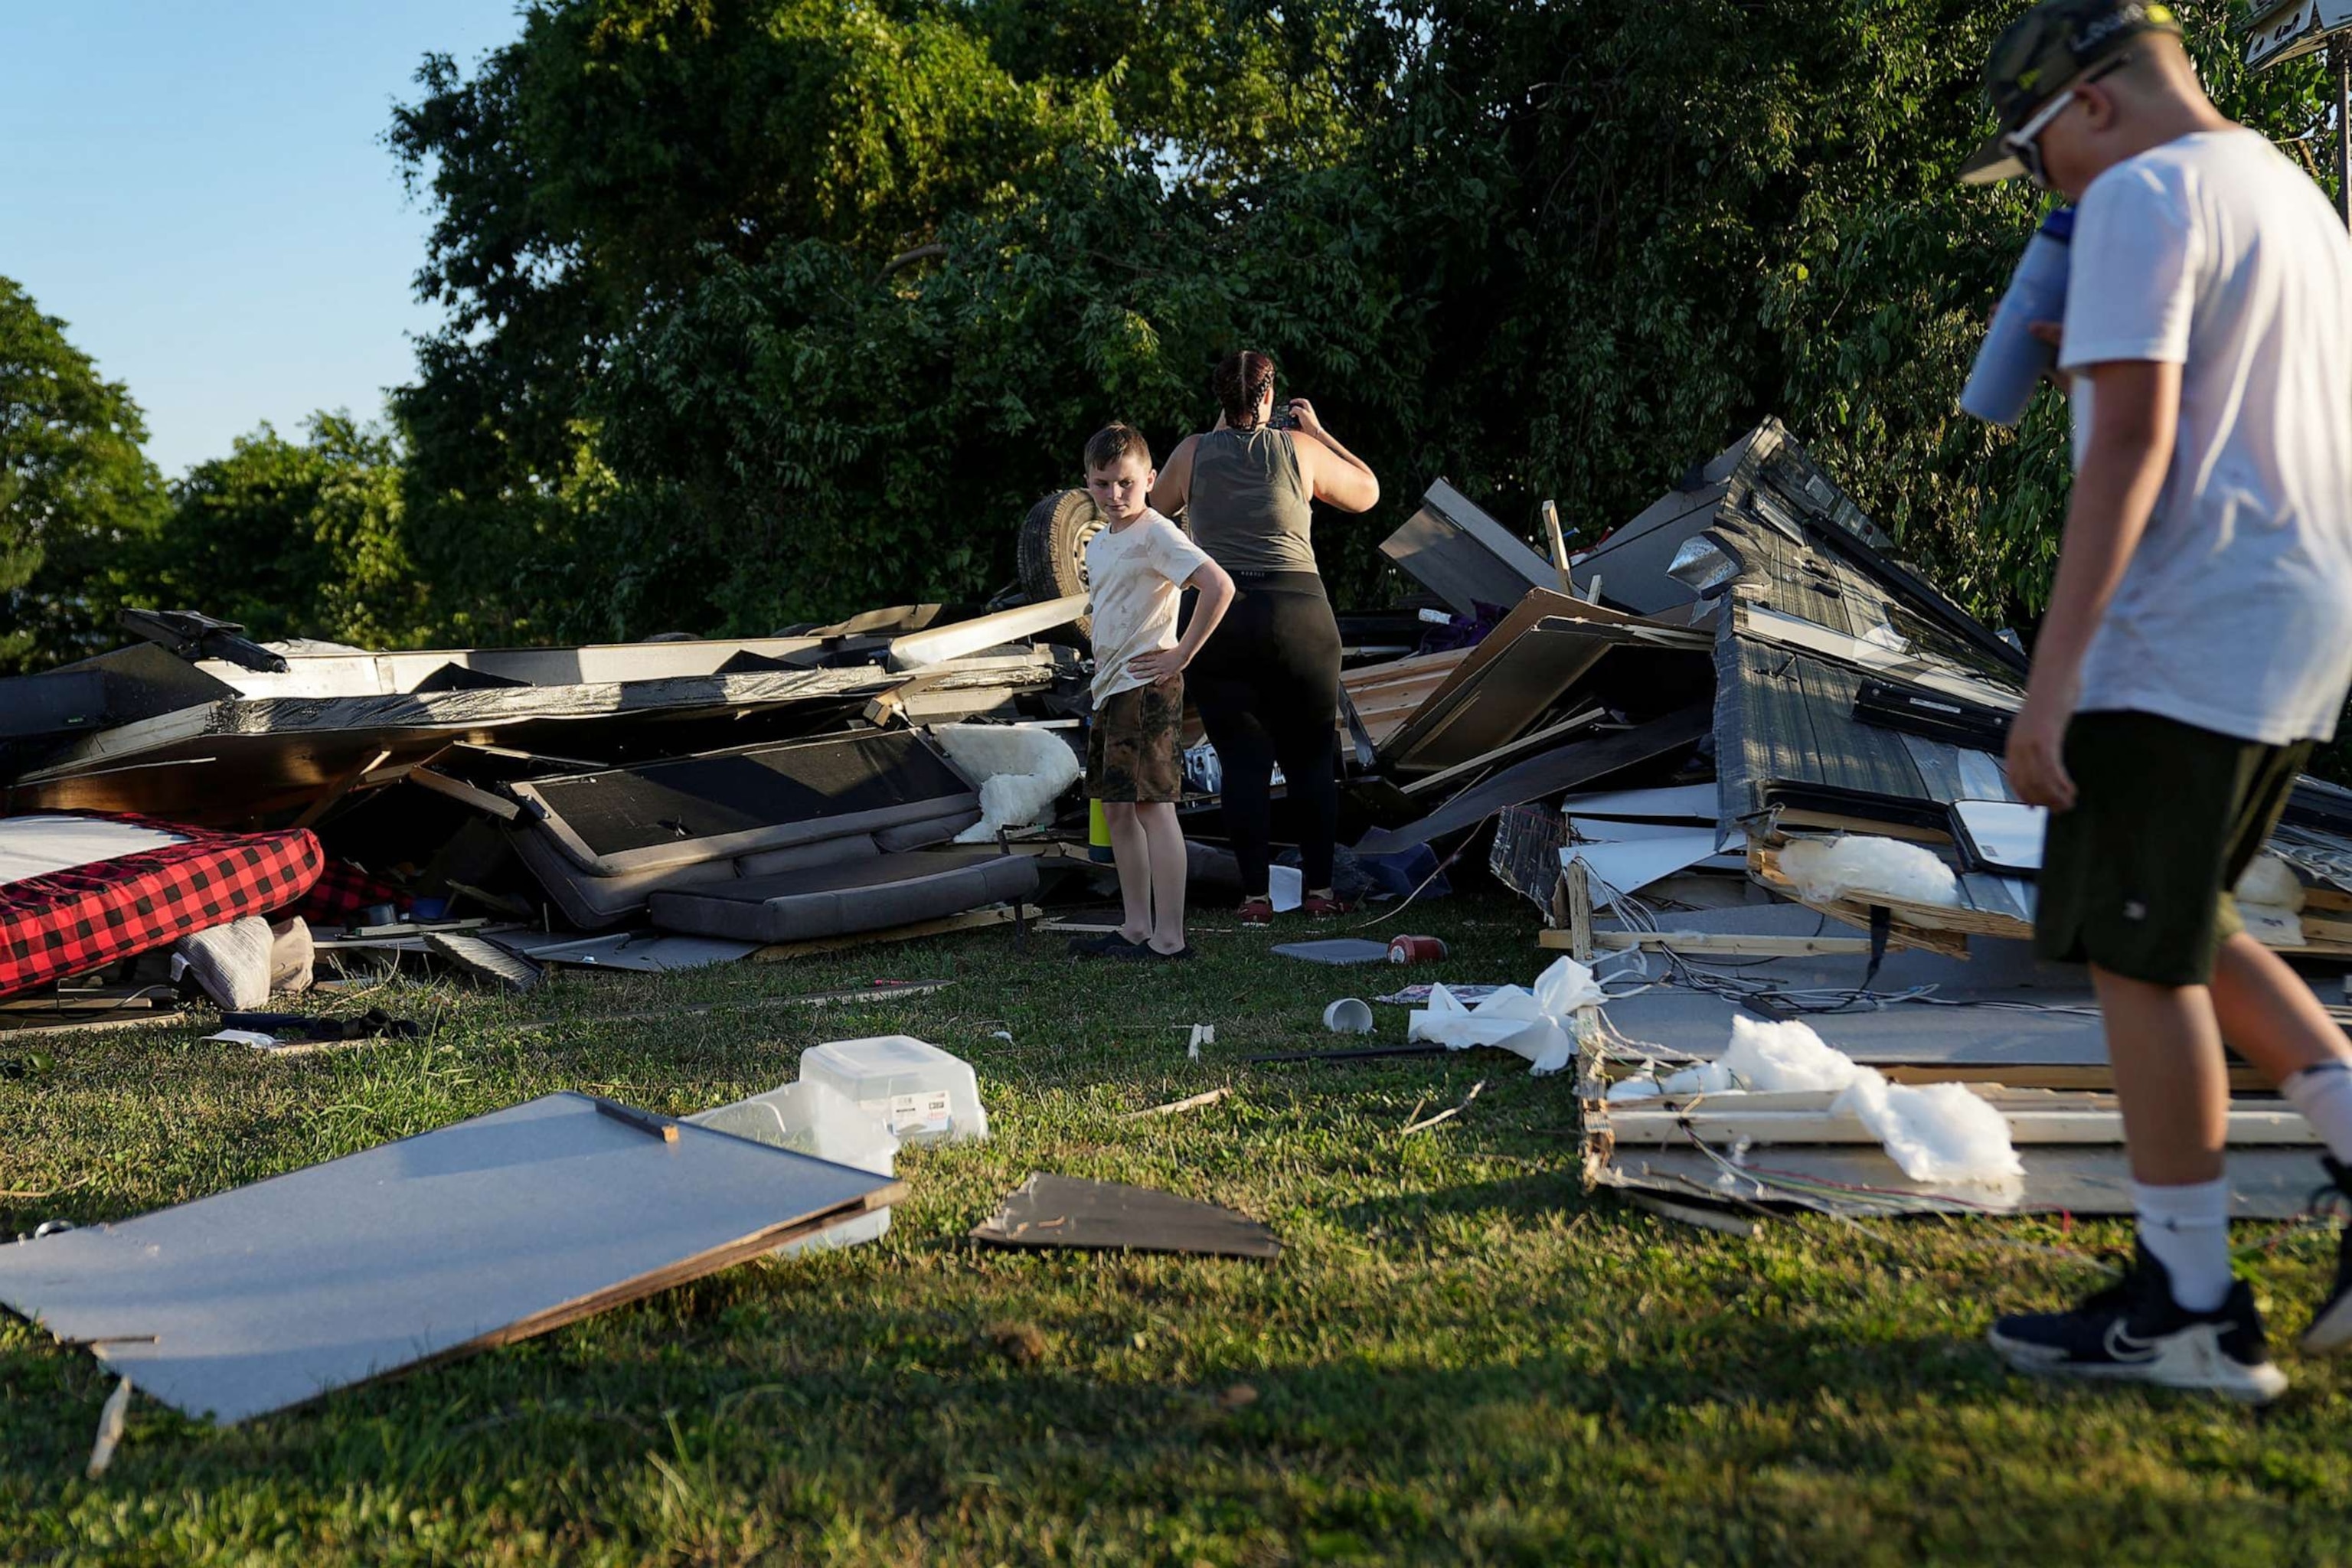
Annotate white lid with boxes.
[803,1034,960,1070]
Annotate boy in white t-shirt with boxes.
[1070,424,1234,961]
[1962,1,2352,1400]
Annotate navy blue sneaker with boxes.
[2302,1155,2352,1356]
[1988,1242,2287,1403]
[1067,932,1143,959]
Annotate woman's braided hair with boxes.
[1212,351,1277,432]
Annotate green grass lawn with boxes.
[4,890,2350,1565]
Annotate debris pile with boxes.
[11,411,2352,1442]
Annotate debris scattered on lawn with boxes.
[1401,1079,1487,1135]
[1272,938,1393,965]
[1321,998,1375,1034]
[969,1174,1280,1261]
[1247,1043,1449,1066]
[86,1375,131,1480]
[1121,1086,1230,1120]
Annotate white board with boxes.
[0,1093,897,1424]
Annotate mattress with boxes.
[508,729,979,877]
[647,850,1038,945]
[2,812,323,997]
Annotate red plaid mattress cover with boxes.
[0,812,324,998]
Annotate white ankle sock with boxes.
[2282,1060,2352,1165]
[2134,1177,2235,1314]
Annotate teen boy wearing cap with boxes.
[1963,1,2352,1400]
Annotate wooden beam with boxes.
[407,766,521,821]
[1602,1089,2316,1148]
[1540,499,1573,593]
[290,746,394,831]
[1551,929,1896,959]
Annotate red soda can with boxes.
[1387,935,1447,964]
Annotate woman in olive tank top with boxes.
[1152,351,1380,923]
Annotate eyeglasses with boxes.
[2001,56,2128,190]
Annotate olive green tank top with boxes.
[1187,426,1317,574]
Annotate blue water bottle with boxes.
[1961,206,2075,428]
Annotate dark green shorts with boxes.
[1086,679,1184,804]
[2034,710,2308,986]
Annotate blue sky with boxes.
[2,2,526,478]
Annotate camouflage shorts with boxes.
[1087,679,1184,804]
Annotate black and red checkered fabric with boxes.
[1,812,324,998]
[292,857,406,923]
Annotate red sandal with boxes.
[1236,896,1275,926]
[1300,892,1356,919]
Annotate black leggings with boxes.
[1187,571,1341,897]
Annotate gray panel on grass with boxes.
[0,1092,897,1425]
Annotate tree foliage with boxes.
[14,2,2333,670]
[380,0,2335,645]
[0,277,168,671]
[142,416,429,650]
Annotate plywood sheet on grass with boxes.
[0,1092,900,1425]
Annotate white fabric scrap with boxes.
[1407,957,1604,1075]
[1780,835,1962,908]
[935,724,1083,842]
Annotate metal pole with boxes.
[2336,36,2351,230]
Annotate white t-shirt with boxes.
[2060,127,2352,744]
[1084,509,1212,706]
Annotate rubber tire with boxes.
[1018,489,1105,632]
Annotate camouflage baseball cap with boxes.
[1960,0,2184,184]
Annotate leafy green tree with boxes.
[142,415,430,649]
[0,276,168,671]
[386,0,2336,642]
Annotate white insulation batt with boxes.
[933,725,1083,842]
[1781,835,1962,908]
[1719,1016,2022,1187]
[2235,853,2306,913]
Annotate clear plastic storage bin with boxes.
[797,1034,989,1145]
[688,1080,898,1254]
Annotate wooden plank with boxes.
[1566,860,1593,963]
[407,766,522,821]
[749,903,1036,963]
[1603,1089,2315,1148]
[1400,707,1609,797]
[1557,929,1895,959]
